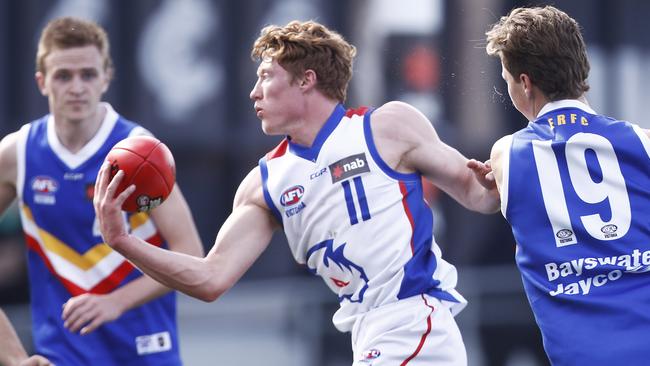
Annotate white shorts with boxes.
[351,294,467,366]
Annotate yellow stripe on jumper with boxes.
[22,206,112,270]
[129,212,151,229]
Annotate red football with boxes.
[106,135,175,213]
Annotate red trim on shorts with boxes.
[400,295,436,365]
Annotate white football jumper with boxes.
[260,104,466,333]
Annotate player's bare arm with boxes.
[196,166,279,300]
[371,101,500,213]
[62,182,205,335]
[0,132,19,214]
[0,309,53,366]
[94,162,277,302]
[466,133,512,196]
[0,308,29,366]
[488,134,512,193]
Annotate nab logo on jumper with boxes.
[329,153,370,183]
[307,239,369,303]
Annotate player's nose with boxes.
[249,80,261,101]
[69,74,86,94]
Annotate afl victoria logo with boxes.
[556,229,573,239]
[280,185,304,206]
[601,224,618,234]
[363,349,381,360]
[31,176,58,193]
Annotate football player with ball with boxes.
[95,20,500,365]
[0,17,203,365]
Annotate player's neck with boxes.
[53,104,107,154]
[533,94,589,120]
[288,97,338,147]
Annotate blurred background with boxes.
[1,0,648,365]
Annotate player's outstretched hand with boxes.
[467,159,496,190]
[18,355,54,366]
[94,161,135,247]
[62,293,122,335]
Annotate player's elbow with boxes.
[193,284,222,302]
[193,276,232,303]
[195,289,220,303]
[485,201,502,214]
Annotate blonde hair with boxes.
[251,20,356,102]
[36,16,113,76]
[486,6,590,100]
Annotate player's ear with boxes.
[101,67,113,94]
[520,73,533,98]
[35,72,48,96]
[300,69,317,90]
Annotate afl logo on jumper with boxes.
[281,185,306,218]
[280,185,304,206]
[31,176,58,205]
[329,153,370,183]
[363,349,381,360]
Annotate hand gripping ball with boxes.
[106,135,176,213]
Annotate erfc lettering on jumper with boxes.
[546,112,589,129]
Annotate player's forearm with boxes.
[107,275,171,314]
[0,345,28,366]
[459,172,501,214]
[463,184,499,213]
[472,187,501,214]
[0,310,29,366]
[111,235,222,302]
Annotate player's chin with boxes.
[260,121,282,136]
[64,107,91,121]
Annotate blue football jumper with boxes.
[503,100,650,365]
[16,104,181,365]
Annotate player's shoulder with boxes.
[373,101,420,121]
[233,166,265,209]
[127,125,153,138]
[490,134,512,174]
[373,101,429,130]
[0,129,22,159]
[492,134,513,155]
[370,101,437,148]
[103,103,149,138]
[0,129,22,183]
[640,128,650,140]
[115,114,150,138]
